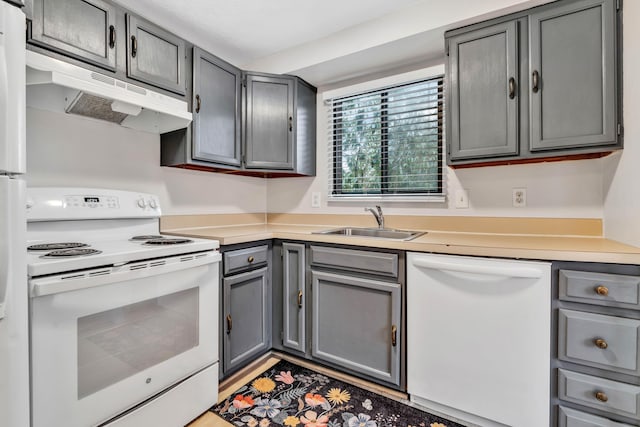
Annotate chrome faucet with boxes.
[365,205,384,229]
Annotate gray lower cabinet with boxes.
[221,243,272,377]
[126,14,186,95]
[282,242,306,353]
[446,0,621,167]
[28,0,118,70]
[191,48,242,167]
[552,262,640,427]
[310,270,401,386]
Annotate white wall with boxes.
[26,108,267,215]
[603,1,640,246]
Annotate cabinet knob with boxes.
[226,314,232,334]
[247,256,254,263]
[594,338,608,349]
[595,285,609,296]
[595,391,609,402]
[391,325,397,347]
[297,290,303,308]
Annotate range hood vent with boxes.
[26,51,192,134]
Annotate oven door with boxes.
[30,251,220,427]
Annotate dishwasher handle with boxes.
[411,257,543,279]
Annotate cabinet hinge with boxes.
[242,154,246,165]
[280,331,284,341]
[242,78,247,87]
[616,0,621,11]
[445,42,449,57]
[280,248,284,259]
[617,123,623,136]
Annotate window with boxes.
[328,77,444,198]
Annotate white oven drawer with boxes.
[30,254,220,427]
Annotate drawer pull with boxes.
[391,324,397,347]
[594,338,608,349]
[595,391,609,402]
[226,314,232,334]
[595,285,609,296]
[297,290,303,308]
[247,256,254,263]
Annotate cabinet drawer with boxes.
[559,406,634,427]
[223,245,268,276]
[559,270,640,309]
[558,369,640,420]
[310,246,398,278]
[558,309,640,375]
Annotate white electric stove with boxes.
[27,187,220,427]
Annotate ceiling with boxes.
[113,0,553,87]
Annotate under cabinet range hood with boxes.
[25,51,192,133]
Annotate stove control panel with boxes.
[26,188,162,221]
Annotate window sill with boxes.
[327,195,446,203]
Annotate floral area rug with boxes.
[210,360,463,427]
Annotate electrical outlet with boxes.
[455,189,469,209]
[512,188,526,207]
[311,192,321,208]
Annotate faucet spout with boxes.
[364,205,384,229]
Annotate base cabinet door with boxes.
[310,270,401,386]
[29,0,118,70]
[223,267,271,374]
[282,243,305,352]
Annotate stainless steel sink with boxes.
[313,227,425,241]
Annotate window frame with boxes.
[328,76,445,200]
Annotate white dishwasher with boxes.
[406,253,550,427]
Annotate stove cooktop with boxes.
[27,235,218,277]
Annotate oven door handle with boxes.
[31,251,221,297]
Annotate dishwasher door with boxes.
[406,253,550,427]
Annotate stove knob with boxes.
[148,199,158,209]
[137,198,147,209]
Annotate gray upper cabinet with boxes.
[126,14,186,95]
[192,48,242,167]
[244,73,295,170]
[529,0,617,151]
[448,21,519,160]
[446,0,621,167]
[282,243,306,353]
[223,266,271,374]
[29,0,118,70]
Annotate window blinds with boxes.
[327,77,444,197]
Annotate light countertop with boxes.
[163,222,640,264]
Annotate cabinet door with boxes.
[245,74,294,170]
[192,48,242,167]
[282,243,305,352]
[126,14,185,95]
[529,0,617,151]
[223,267,271,374]
[29,0,117,70]
[310,271,401,386]
[448,21,519,160]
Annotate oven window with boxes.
[77,288,199,399]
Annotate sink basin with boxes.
[313,227,425,241]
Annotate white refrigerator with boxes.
[0,1,29,426]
